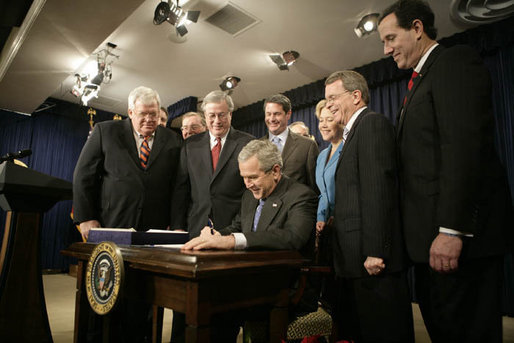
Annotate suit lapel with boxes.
[196,132,213,179]
[397,45,444,137]
[281,130,295,164]
[146,127,165,169]
[336,109,368,171]
[242,194,258,233]
[256,178,287,231]
[120,119,141,168]
[212,127,237,180]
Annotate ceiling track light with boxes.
[153,0,200,37]
[354,13,380,38]
[269,50,300,71]
[70,42,119,106]
[219,76,241,93]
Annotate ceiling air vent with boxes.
[450,0,514,24]
[205,2,260,36]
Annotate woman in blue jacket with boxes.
[315,99,344,235]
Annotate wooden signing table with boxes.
[62,242,304,343]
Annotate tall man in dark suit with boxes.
[184,139,317,343]
[324,70,414,342]
[378,1,512,341]
[170,90,253,343]
[73,86,182,239]
[171,90,254,237]
[261,94,319,192]
[72,86,182,341]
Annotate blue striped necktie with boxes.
[139,136,151,169]
[252,199,266,231]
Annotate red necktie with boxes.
[211,137,221,170]
[403,71,419,105]
[139,136,150,169]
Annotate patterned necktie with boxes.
[272,137,283,153]
[211,137,221,170]
[252,199,266,232]
[403,71,419,105]
[139,136,151,169]
[342,126,350,143]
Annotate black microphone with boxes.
[13,149,32,159]
[0,149,32,163]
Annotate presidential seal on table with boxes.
[85,242,124,315]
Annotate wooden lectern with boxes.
[0,161,72,342]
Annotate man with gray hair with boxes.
[180,111,206,139]
[324,70,413,342]
[72,85,182,341]
[262,94,319,192]
[73,85,182,239]
[183,139,317,251]
[182,139,317,342]
[171,90,254,238]
[170,90,254,342]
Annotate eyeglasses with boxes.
[134,111,158,118]
[325,91,351,104]
[207,112,229,120]
[181,124,203,131]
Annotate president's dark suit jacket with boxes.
[333,108,406,278]
[262,130,319,192]
[171,128,254,238]
[398,45,512,263]
[219,175,317,254]
[73,119,182,230]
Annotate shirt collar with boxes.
[269,128,289,144]
[209,128,230,147]
[414,43,439,73]
[344,106,367,138]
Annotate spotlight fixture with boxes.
[354,13,380,38]
[70,42,119,106]
[269,51,300,71]
[219,76,241,92]
[153,0,200,37]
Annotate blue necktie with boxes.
[252,199,266,232]
[272,137,283,153]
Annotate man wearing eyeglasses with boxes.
[324,70,413,342]
[171,90,254,238]
[72,86,183,342]
[73,86,182,240]
[180,111,206,139]
[170,90,254,343]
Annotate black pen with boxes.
[207,218,214,235]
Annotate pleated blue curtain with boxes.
[30,112,89,269]
[166,96,198,121]
[0,111,33,244]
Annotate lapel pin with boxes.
[272,203,278,207]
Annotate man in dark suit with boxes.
[378,1,512,341]
[261,94,319,192]
[171,90,253,238]
[324,70,414,342]
[73,86,182,239]
[170,90,253,343]
[72,86,182,342]
[183,139,317,252]
[183,139,317,343]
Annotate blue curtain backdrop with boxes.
[0,99,118,270]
